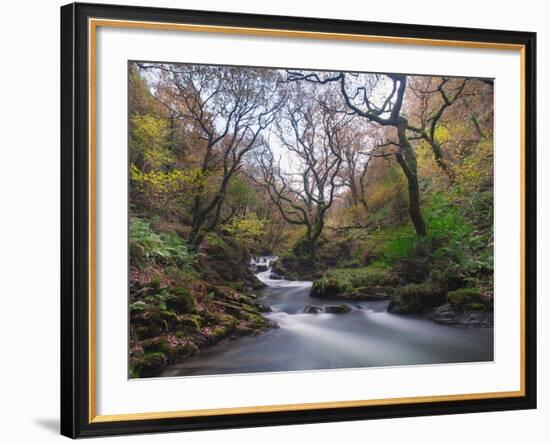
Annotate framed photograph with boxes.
[60,2,536,438]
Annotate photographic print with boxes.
[128,62,495,378]
[61,4,536,436]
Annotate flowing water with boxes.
[162,257,493,377]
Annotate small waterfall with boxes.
[250,255,279,283]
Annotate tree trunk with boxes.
[188,220,205,247]
[430,141,455,182]
[396,120,427,237]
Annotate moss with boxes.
[466,302,486,311]
[447,288,483,305]
[311,265,397,298]
[216,313,238,327]
[132,352,168,377]
[201,309,218,325]
[129,363,139,379]
[165,286,196,314]
[447,288,488,311]
[138,306,178,331]
[241,303,262,315]
[130,301,147,314]
[234,324,254,336]
[245,312,267,328]
[211,300,243,317]
[131,325,150,339]
[142,336,172,355]
[177,314,202,331]
[388,283,446,314]
[227,281,245,291]
[212,326,229,339]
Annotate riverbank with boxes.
[130,279,278,378]
[129,232,278,378]
[161,263,493,377]
[309,270,493,328]
[133,238,493,379]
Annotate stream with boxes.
[161,257,493,377]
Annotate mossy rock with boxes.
[212,300,244,318]
[324,304,351,314]
[141,336,175,359]
[447,288,487,311]
[311,266,397,299]
[245,312,268,328]
[132,351,168,377]
[137,306,179,333]
[131,325,149,339]
[348,287,392,301]
[176,314,202,331]
[130,301,147,314]
[212,326,231,340]
[388,283,446,314]
[227,282,245,292]
[241,303,262,315]
[310,278,345,298]
[169,336,199,358]
[234,324,255,336]
[215,313,239,327]
[201,309,218,325]
[465,302,487,311]
[165,286,196,314]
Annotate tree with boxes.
[138,63,282,246]
[286,71,427,236]
[406,76,469,181]
[338,120,387,215]
[255,95,344,262]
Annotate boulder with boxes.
[303,305,323,314]
[387,283,446,314]
[303,304,351,314]
[430,303,493,328]
[324,304,352,314]
[255,304,272,313]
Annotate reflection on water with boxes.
[162,263,493,377]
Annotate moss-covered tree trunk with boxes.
[396,120,427,237]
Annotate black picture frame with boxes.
[61,2,537,438]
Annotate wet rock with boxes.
[430,303,493,328]
[447,288,490,311]
[255,304,272,313]
[348,288,391,301]
[303,304,351,314]
[255,264,269,272]
[303,305,323,314]
[311,282,392,301]
[359,292,390,301]
[132,352,168,378]
[387,283,446,314]
[269,272,283,280]
[265,318,280,329]
[324,304,352,314]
